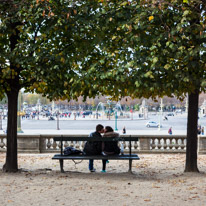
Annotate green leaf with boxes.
[153,57,158,64]
[164,64,170,70]
[183,10,190,16]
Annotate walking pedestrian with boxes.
[168,127,172,135]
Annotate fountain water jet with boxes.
[95,101,123,120]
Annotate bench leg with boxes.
[59,159,64,173]
[129,159,132,172]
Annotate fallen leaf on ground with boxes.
[152,183,160,188]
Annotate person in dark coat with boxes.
[101,126,120,173]
[83,124,104,172]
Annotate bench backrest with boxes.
[53,135,139,156]
[53,136,139,142]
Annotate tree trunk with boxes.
[185,90,199,172]
[3,89,19,172]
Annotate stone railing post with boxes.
[39,135,47,153]
[17,135,40,153]
[0,134,6,151]
[139,136,150,152]
[198,136,206,154]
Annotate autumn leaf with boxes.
[152,183,160,188]
[149,16,154,21]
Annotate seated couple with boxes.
[83,124,120,173]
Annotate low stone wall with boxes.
[0,134,206,154]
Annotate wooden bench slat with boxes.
[52,154,140,160]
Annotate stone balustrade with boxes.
[0,134,206,154]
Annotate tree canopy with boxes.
[81,0,206,100]
[0,0,103,100]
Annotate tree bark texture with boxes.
[185,90,199,172]
[2,21,21,172]
[3,89,19,172]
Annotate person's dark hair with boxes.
[105,126,113,133]
[96,124,104,132]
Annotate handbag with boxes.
[64,146,83,156]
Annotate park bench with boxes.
[52,136,140,173]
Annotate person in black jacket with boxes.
[101,126,120,173]
[83,124,104,172]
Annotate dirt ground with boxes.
[0,153,206,206]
